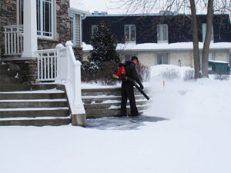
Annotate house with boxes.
[0,0,85,126]
[81,13,231,68]
[68,8,89,59]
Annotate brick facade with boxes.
[0,0,17,58]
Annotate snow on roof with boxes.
[69,8,90,15]
[82,42,231,52]
[208,60,229,64]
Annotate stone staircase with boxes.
[82,87,149,118]
[0,63,71,126]
[0,63,149,125]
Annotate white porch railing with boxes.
[36,41,86,126]
[36,49,57,82]
[4,25,23,55]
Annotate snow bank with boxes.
[145,65,231,121]
[150,64,194,81]
[1,65,231,173]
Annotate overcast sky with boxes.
[70,0,124,14]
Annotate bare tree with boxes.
[115,0,230,78]
[190,0,201,78]
[202,0,213,77]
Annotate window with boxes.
[157,24,168,43]
[17,0,24,25]
[208,52,215,60]
[91,25,98,35]
[124,25,136,42]
[157,53,169,64]
[202,23,214,42]
[37,0,54,38]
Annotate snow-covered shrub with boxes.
[136,64,150,82]
[183,68,194,81]
[214,74,230,80]
[150,65,195,81]
[161,68,180,80]
[81,60,118,85]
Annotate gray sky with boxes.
[70,0,124,14]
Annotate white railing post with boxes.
[65,41,86,126]
[55,44,64,83]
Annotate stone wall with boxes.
[0,0,17,57]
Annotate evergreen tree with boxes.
[81,21,119,84]
[90,21,120,67]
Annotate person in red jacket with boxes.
[114,63,126,80]
[120,56,143,117]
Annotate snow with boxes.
[1,65,231,173]
[82,42,231,51]
[208,59,229,63]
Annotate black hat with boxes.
[131,56,139,63]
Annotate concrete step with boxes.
[82,95,145,104]
[82,88,120,96]
[0,107,70,118]
[82,87,149,96]
[82,87,149,118]
[0,99,68,108]
[84,100,147,109]
[0,118,71,126]
[85,106,148,118]
[0,91,66,100]
[0,85,71,126]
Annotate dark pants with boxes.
[120,82,138,116]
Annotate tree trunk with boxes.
[190,0,201,79]
[202,0,214,78]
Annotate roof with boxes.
[68,8,90,16]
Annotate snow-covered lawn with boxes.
[1,65,231,173]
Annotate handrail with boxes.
[35,41,86,126]
[56,41,86,126]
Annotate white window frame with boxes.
[156,52,169,64]
[37,0,55,39]
[157,24,168,43]
[124,24,136,43]
[202,23,214,42]
[91,25,98,35]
